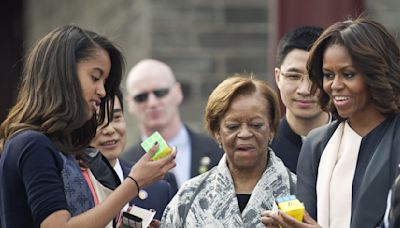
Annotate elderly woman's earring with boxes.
[218,143,223,149]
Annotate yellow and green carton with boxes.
[141,131,172,160]
[276,195,304,222]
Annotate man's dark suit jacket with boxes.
[120,126,224,178]
[119,159,175,220]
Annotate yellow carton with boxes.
[140,131,172,160]
[276,195,304,222]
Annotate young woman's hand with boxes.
[128,143,177,188]
[149,219,161,228]
[261,210,321,228]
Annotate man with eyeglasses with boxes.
[120,59,223,187]
[271,26,334,174]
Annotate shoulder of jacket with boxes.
[306,120,340,141]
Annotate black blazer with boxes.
[119,159,175,220]
[296,115,400,228]
[120,126,224,178]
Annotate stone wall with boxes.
[148,0,273,132]
[25,0,400,148]
[24,0,274,147]
[367,0,400,38]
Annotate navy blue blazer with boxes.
[119,159,174,220]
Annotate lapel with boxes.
[119,159,133,178]
[351,121,395,227]
[187,127,201,177]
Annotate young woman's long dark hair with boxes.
[0,25,124,153]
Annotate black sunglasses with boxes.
[133,86,173,103]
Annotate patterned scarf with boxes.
[59,153,95,216]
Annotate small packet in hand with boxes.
[122,212,142,228]
[128,205,156,228]
[141,131,172,160]
[275,195,304,222]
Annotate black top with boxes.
[236,194,251,213]
[352,117,391,211]
[270,117,302,173]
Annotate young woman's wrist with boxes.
[126,175,140,194]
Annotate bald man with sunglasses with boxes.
[121,59,223,188]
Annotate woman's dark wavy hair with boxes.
[307,16,400,117]
[0,25,124,153]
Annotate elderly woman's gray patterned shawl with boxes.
[161,149,296,228]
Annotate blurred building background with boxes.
[1,0,399,147]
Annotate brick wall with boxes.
[148,0,272,132]
[367,0,400,36]
[22,0,400,147]
[24,0,273,147]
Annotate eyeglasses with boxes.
[132,84,175,103]
[280,71,310,83]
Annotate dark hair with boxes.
[276,26,323,67]
[307,17,400,116]
[0,25,124,153]
[205,74,280,139]
[115,88,124,112]
[98,87,124,133]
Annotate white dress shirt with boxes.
[168,126,191,187]
[113,159,130,212]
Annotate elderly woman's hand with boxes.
[129,143,177,188]
[149,219,161,228]
[261,210,321,228]
[260,210,280,228]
